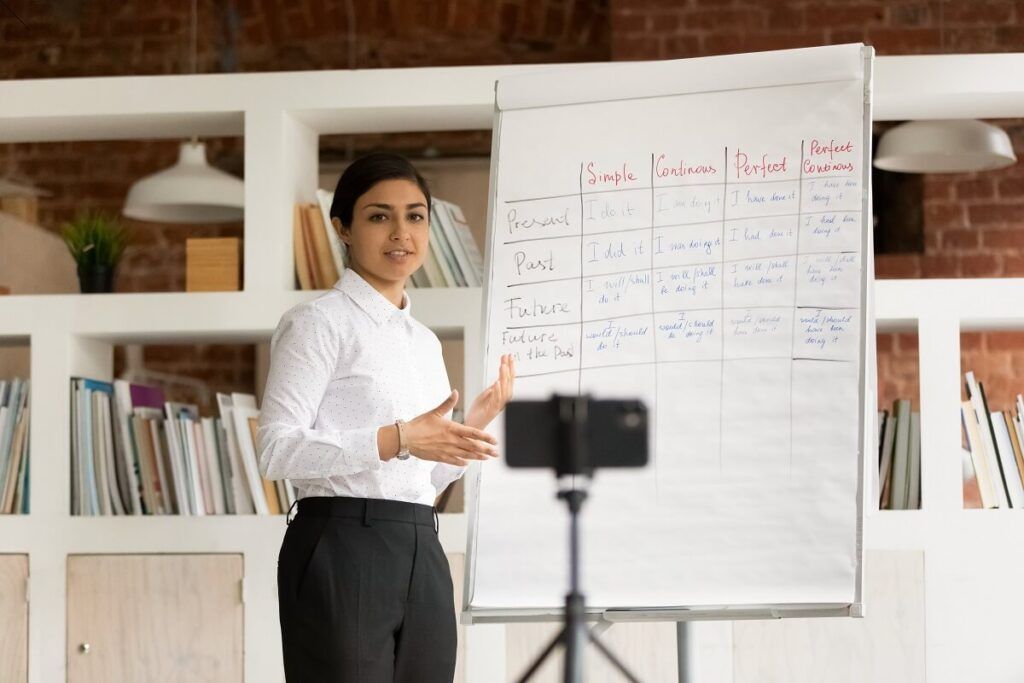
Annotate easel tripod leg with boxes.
[587,630,641,683]
[515,628,564,683]
[677,621,698,683]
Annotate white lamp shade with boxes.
[874,119,1017,173]
[123,141,244,223]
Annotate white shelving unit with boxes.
[2,53,1024,683]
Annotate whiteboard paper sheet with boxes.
[470,44,871,616]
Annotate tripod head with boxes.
[504,394,649,477]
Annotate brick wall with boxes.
[0,0,608,399]
[2,0,1023,411]
[610,0,1024,412]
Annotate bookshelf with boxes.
[2,54,1024,683]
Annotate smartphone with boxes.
[504,395,649,474]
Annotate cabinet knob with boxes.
[79,643,91,654]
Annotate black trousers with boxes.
[277,496,457,682]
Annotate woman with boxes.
[257,151,514,682]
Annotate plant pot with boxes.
[77,263,116,294]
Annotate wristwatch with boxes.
[394,419,411,460]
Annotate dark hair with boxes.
[329,152,432,228]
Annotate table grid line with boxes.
[503,174,860,204]
[502,210,862,245]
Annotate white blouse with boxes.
[257,268,466,507]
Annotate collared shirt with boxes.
[257,268,466,506]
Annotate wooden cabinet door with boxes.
[67,554,243,683]
[0,554,28,683]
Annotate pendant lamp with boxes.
[122,0,243,223]
[874,119,1017,174]
[123,140,244,223]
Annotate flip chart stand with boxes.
[514,481,640,683]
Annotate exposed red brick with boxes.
[1003,254,1024,276]
[968,202,1024,226]
[997,178,1024,198]
[960,253,1002,277]
[921,254,959,277]
[923,177,953,202]
[875,254,921,279]
[663,35,701,57]
[988,332,1024,352]
[924,203,966,229]
[943,1,1014,26]
[865,28,942,54]
[955,178,995,201]
[961,332,985,351]
[806,5,886,29]
[982,229,1024,250]
[896,333,919,352]
[941,229,980,250]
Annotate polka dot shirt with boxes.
[257,268,466,506]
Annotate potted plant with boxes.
[60,210,130,294]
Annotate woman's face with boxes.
[336,178,429,291]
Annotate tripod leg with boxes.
[588,631,642,683]
[515,628,565,683]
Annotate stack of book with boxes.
[70,378,293,516]
[294,192,483,290]
[877,399,921,510]
[0,378,30,514]
[960,371,1024,509]
[293,190,346,290]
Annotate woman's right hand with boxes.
[404,390,498,466]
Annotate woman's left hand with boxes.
[464,354,515,431]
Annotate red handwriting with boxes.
[804,138,856,174]
[654,154,717,179]
[733,148,788,179]
[803,159,855,174]
[586,161,637,187]
[808,138,854,160]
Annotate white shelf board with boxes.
[0,286,481,340]
[874,278,1024,325]
[0,65,552,142]
[0,511,467,555]
[3,54,1024,143]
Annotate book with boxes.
[131,414,158,514]
[148,418,172,514]
[248,414,281,515]
[436,197,482,286]
[201,417,227,515]
[97,394,125,515]
[889,399,911,509]
[1,403,27,514]
[991,411,1024,508]
[907,412,921,509]
[306,204,339,289]
[427,213,458,286]
[877,409,896,509]
[961,446,983,509]
[227,393,269,515]
[430,202,466,286]
[977,379,1013,507]
[0,379,23,500]
[442,199,484,284]
[10,410,29,514]
[1010,410,1024,490]
[293,203,314,290]
[315,188,348,273]
[213,417,237,515]
[961,400,997,508]
[217,393,258,515]
[300,203,324,289]
[965,372,1008,508]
